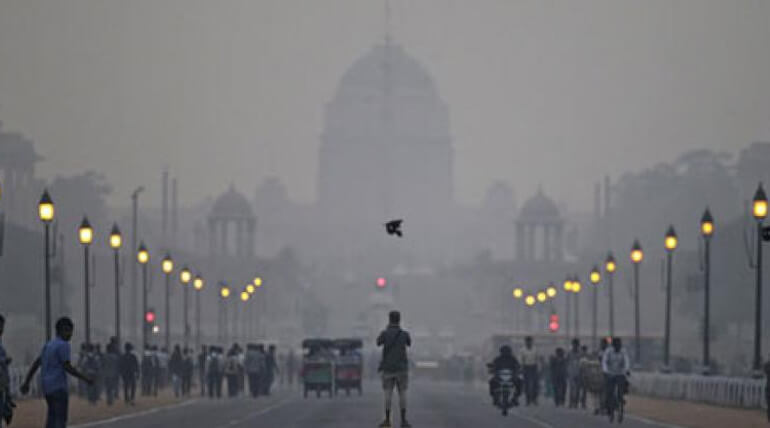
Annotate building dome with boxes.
[211,185,253,219]
[322,42,450,143]
[519,188,560,222]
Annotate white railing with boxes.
[631,372,766,409]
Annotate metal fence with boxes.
[631,372,767,409]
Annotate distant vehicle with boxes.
[333,338,364,396]
[301,338,335,398]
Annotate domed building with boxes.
[207,184,256,258]
[516,188,564,262]
[318,41,453,232]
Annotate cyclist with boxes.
[602,337,630,422]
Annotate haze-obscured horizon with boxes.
[1,0,769,210]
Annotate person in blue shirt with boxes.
[20,317,93,428]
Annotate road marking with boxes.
[627,414,686,428]
[510,412,556,428]
[211,397,295,428]
[71,399,200,428]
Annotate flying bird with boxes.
[385,219,403,237]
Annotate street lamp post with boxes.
[161,254,174,353]
[563,278,573,338]
[180,266,192,349]
[752,184,768,375]
[78,217,94,345]
[701,208,714,374]
[109,224,123,348]
[38,190,55,340]
[130,187,144,345]
[631,240,644,366]
[605,253,617,338]
[572,276,582,339]
[220,284,230,343]
[663,226,678,372]
[590,266,601,349]
[193,275,204,350]
[137,243,149,352]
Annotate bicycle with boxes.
[606,374,627,424]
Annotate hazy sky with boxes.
[1,0,769,210]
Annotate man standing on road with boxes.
[0,314,14,428]
[20,317,93,428]
[376,310,412,428]
[566,339,582,408]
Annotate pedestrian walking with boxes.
[549,348,567,407]
[567,339,582,408]
[520,336,540,406]
[224,347,241,398]
[20,317,93,428]
[82,344,102,404]
[102,342,120,406]
[287,349,296,387]
[376,310,412,428]
[140,347,154,396]
[120,343,139,405]
[182,348,194,396]
[0,315,14,428]
[198,346,207,397]
[207,346,223,399]
[244,344,265,398]
[169,345,183,398]
[264,345,278,396]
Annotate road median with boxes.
[628,395,767,428]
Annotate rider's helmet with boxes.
[500,345,512,356]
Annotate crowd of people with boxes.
[487,335,631,417]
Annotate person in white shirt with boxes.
[519,336,540,406]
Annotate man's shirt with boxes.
[377,325,411,374]
[40,337,71,395]
[602,347,630,376]
[520,346,539,367]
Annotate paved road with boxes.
[74,381,680,428]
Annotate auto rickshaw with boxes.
[301,338,335,398]
[333,338,363,396]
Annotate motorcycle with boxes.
[491,368,517,416]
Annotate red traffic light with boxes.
[145,311,156,323]
[376,277,387,288]
[549,314,559,332]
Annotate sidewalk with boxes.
[10,390,190,428]
[628,395,768,428]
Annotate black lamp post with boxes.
[663,226,678,372]
[179,266,192,349]
[78,217,94,345]
[137,243,149,352]
[109,223,123,348]
[161,254,174,353]
[38,190,55,340]
[605,253,617,338]
[701,208,714,374]
[193,275,204,350]
[752,184,768,375]
[590,266,601,349]
[630,239,644,366]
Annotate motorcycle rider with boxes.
[487,345,521,407]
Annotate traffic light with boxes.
[549,314,559,333]
[376,277,387,289]
[145,309,156,324]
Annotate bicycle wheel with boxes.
[617,388,625,424]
